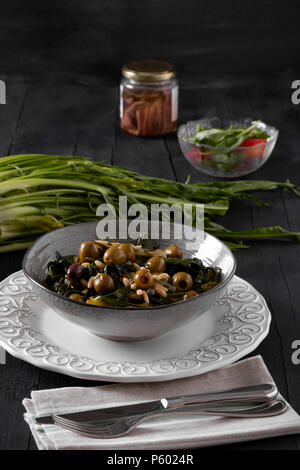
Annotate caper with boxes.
[69,293,84,303]
[165,244,183,259]
[183,290,198,300]
[93,273,115,294]
[103,246,126,264]
[145,255,166,273]
[86,297,110,306]
[120,243,136,262]
[134,268,154,289]
[171,272,193,291]
[79,241,101,262]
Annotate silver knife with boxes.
[35,383,277,425]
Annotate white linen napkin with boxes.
[23,355,300,450]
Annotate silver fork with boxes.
[53,400,287,439]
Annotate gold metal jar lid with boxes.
[122,60,176,81]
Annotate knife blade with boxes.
[35,383,277,425]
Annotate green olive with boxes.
[69,293,85,303]
[93,273,115,294]
[165,245,183,259]
[120,243,136,262]
[145,256,166,273]
[171,272,193,291]
[103,246,126,264]
[134,268,154,289]
[79,241,101,262]
[183,290,198,300]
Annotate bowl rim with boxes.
[22,221,237,312]
[178,119,279,151]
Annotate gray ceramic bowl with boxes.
[22,221,236,341]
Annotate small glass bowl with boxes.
[177,117,279,178]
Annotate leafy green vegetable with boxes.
[165,257,204,277]
[47,252,75,280]
[187,122,270,172]
[0,154,299,253]
[96,288,133,307]
[190,121,269,150]
[46,253,77,296]
[104,263,136,287]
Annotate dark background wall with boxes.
[0,0,299,87]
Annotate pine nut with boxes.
[133,263,140,270]
[136,289,143,296]
[155,283,168,292]
[142,290,149,303]
[155,285,167,297]
[87,277,95,289]
[131,283,137,290]
[161,285,169,292]
[81,262,90,268]
[80,279,88,287]
[159,273,170,280]
[82,289,88,294]
[123,277,130,287]
[95,260,105,269]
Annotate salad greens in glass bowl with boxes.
[177,117,279,178]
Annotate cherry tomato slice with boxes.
[187,148,212,162]
[240,138,267,159]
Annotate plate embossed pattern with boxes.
[0,271,271,382]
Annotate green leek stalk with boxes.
[0,154,299,253]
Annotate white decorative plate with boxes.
[0,271,271,382]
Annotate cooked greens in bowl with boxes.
[22,221,235,341]
[46,240,222,308]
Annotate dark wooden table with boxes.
[1,77,300,450]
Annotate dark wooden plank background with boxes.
[1,0,300,451]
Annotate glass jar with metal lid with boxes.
[120,59,178,137]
